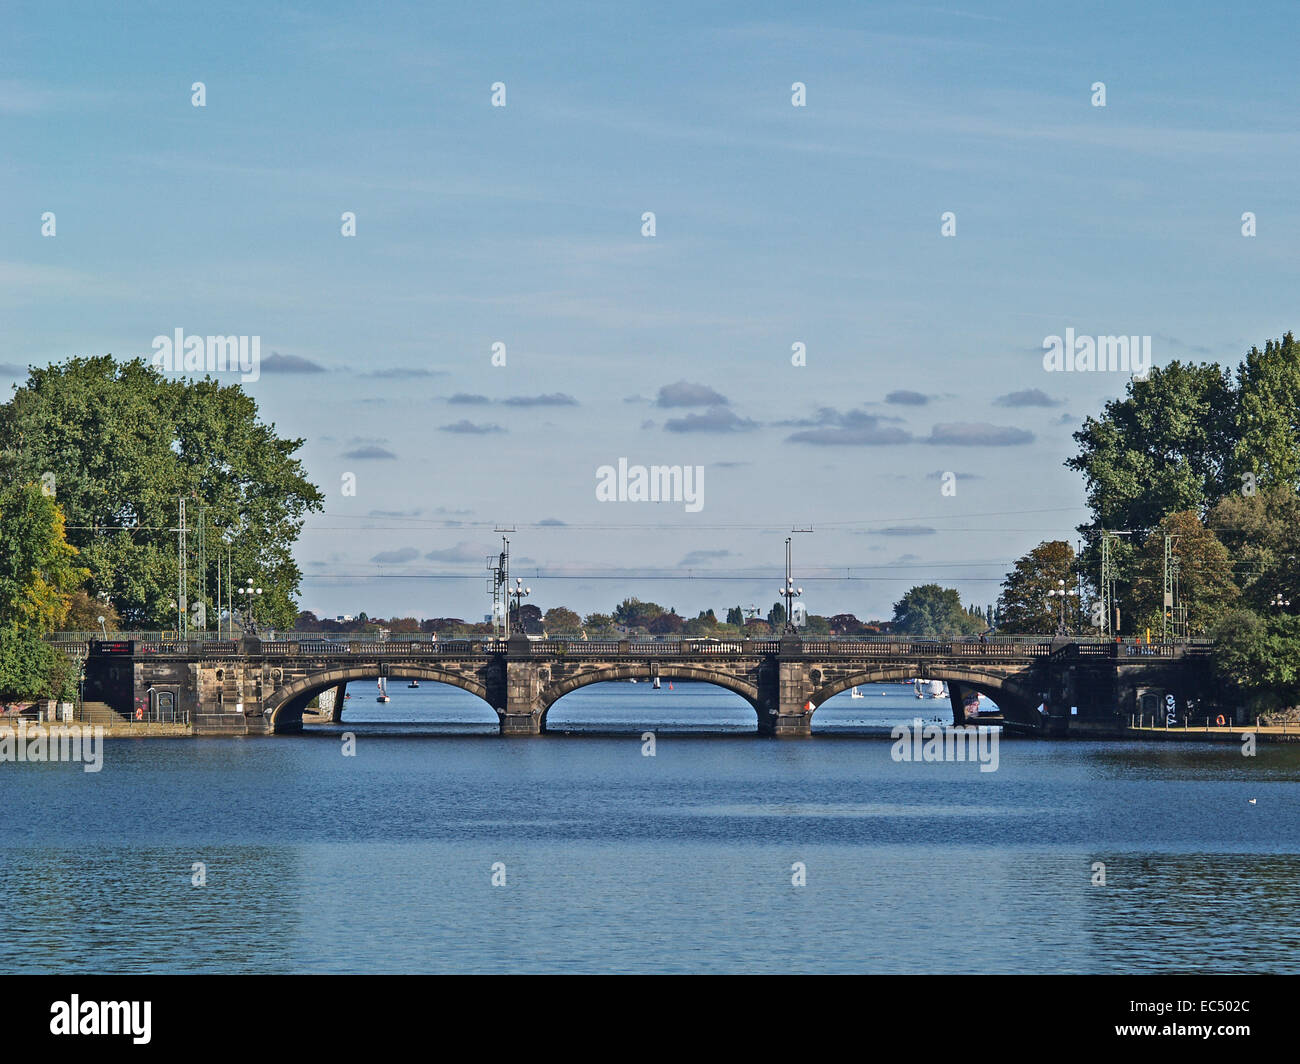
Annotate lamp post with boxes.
[1272,593,1291,610]
[777,536,803,634]
[96,615,107,640]
[236,578,263,636]
[1047,578,1078,635]
[509,578,530,634]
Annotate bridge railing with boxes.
[79,636,1214,662]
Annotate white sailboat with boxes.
[850,686,864,699]
[376,677,390,703]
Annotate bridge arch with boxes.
[538,664,761,732]
[264,665,495,733]
[807,665,1040,729]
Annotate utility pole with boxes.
[780,528,813,634]
[1162,533,1182,644]
[1100,530,1133,638]
[196,503,207,634]
[176,497,187,640]
[487,527,515,638]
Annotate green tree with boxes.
[583,612,615,632]
[1211,608,1300,714]
[892,584,982,637]
[0,483,88,635]
[1208,484,1300,612]
[767,602,786,627]
[648,611,684,636]
[1234,332,1300,491]
[612,597,664,628]
[803,614,831,637]
[0,629,75,702]
[996,540,1081,634]
[1067,361,1237,539]
[725,606,743,626]
[0,357,323,628]
[1129,511,1239,636]
[543,606,581,632]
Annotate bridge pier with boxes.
[501,637,546,735]
[947,681,967,725]
[760,712,814,737]
[755,648,816,736]
[500,711,544,735]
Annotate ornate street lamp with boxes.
[236,578,263,636]
[510,578,531,634]
[1047,578,1078,635]
[777,536,803,634]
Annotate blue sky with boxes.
[3,1,1298,623]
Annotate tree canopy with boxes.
[0,357,324,629]
[892,584,982,637]
[996,540,1081,634]
[0,483,87,636]
[1128,511,1238,636]
[1067,360,1236,538]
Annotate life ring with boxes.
[135,706,144,721]
[1215,714,1225,727]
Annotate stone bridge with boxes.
[70,634,1215,738]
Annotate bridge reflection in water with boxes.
[68,634,1213,739]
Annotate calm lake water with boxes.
[2,682,1298,973]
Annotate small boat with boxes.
[407,680,420,689]
[850,686,864,699]
[376,677,390,703]
[628,678,638,684]
[652,676,661,690]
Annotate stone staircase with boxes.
[79,700,130,725]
